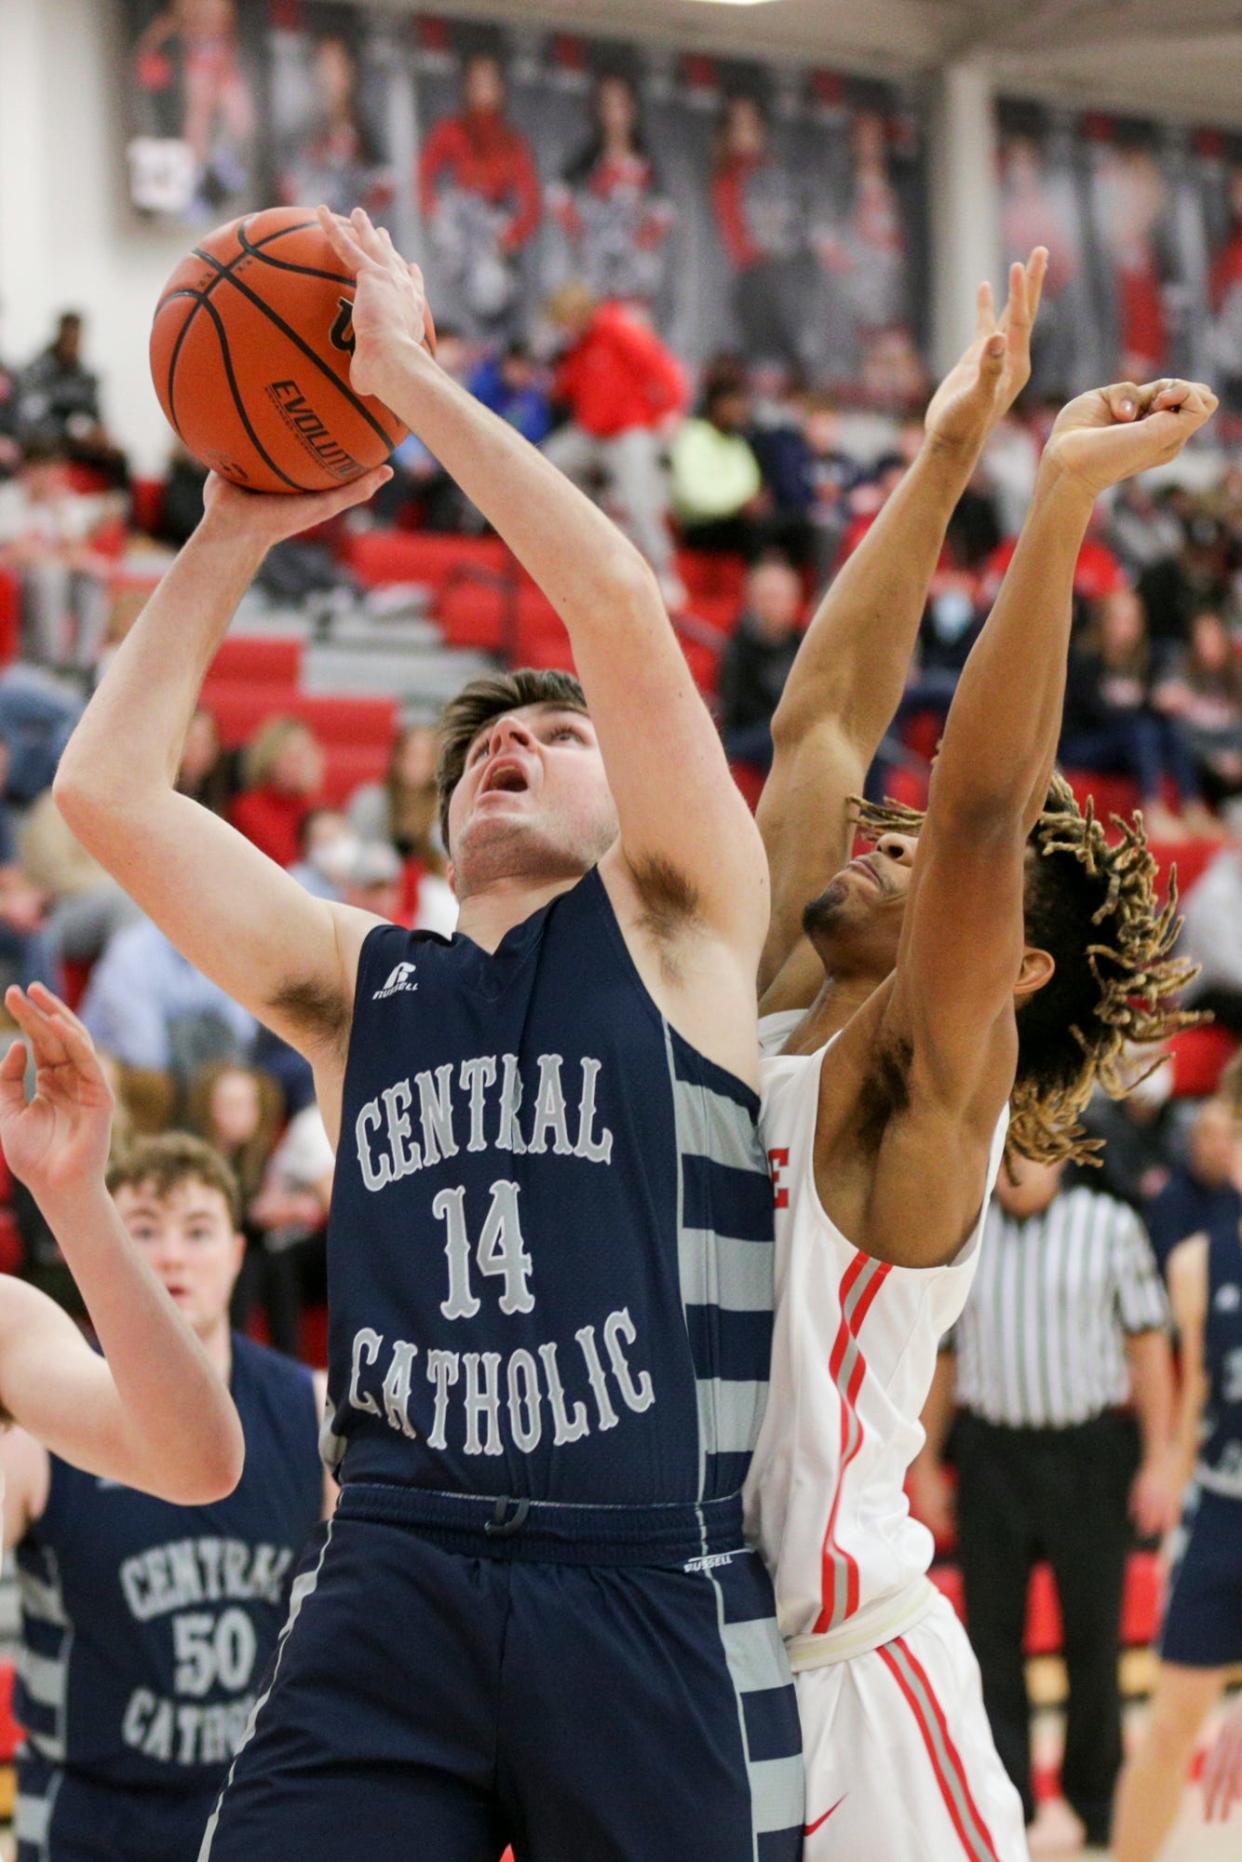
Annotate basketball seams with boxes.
[237,219,355,287]
[189,245,400,452]
[174,289,316,494]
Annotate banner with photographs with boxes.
[998,99,1242,413]
[121,3,930,406]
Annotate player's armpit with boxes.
[0,1425,49,1551]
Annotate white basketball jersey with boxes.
[744,1018,1008,1662]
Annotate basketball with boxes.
[149,205,429,494]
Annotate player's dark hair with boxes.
[107,1132,242,1229]
[853,775,1200,1164]
[436,668,588,852]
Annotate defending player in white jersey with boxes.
[743,256,1216,1858]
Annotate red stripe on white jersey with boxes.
[813,1252,891,1634]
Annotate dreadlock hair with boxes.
[852,773,1201,1166]
[435,668,588,852]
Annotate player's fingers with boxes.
[4,987,66,1061]
[974,278,995,338]
[26,980,86,1035]
[349,206,389,264]
[1100,381,1142,420]
[316,204,364,272]
[1005,258,1028,332]
[0,1040,26,1083]
[1025,245,1049,324]
[978,331,1006,373]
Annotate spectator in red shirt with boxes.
[543,280,688,607]
[418,52,541,335]
[228,717,324,869]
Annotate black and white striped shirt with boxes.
[953,1185,1169,1429]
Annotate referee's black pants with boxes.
[953,1409,1140,1843]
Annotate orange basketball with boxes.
[149,206,432,495]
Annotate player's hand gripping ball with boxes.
[150,205,436,494]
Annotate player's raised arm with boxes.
[0,985,243,1503]
[759,252,1047,1006]
[53,468,393,1075]
[880,379,1217,1117]
[319,207,766,956]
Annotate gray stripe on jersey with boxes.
[20,1650,66,1709]
[679,1229,775,1313]
[696,1378,769,1455]
[673,1075,770,1176]
[750,1755,807,1837]
[18,1567,67,1628]
[720,1613,790,1695]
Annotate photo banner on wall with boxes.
[997,97,1242,412]
[120,2,931,408]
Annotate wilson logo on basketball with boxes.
[266,379,360,482]
[330,298,357,355]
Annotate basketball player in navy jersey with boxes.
[3,1130,329,1862]
[0,983,241,1511]
[53,206,801,1859]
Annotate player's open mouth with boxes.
[481,760,530,796]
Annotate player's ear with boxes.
[446,859,458,898]
[1015,944,1054,1001]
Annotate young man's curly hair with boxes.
[853,773,1201,1165]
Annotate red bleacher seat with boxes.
[129,477,165,536]
[321,742,391,807]
[1167,1024,1241,1098]
[208,636,303,686]
[677,550,747,603]
[0,565,20,667]
[341,529,508,590]
[202,684,397,753]
[1063,769,1142,823]
[0,1659,23,1763]
[1147,835,1224,898]
[438,580,507,654]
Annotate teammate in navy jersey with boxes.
[0,981,241,1532]
[2,1131,329,1862]
[1113,1207,1242,1858]
[54,206,802,1859]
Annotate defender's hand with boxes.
[1042,378,1219,498]
[0,984,114,1200]
[317,206,433,402]
[924,247,1049,458]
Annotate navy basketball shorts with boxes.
[16,1752,219,1861]
[1160,1485,1242,1668]
[198,1485,804,1861]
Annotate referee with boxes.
[912,1153,1177,1849]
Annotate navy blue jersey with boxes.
[322,866,775,1506]
[15,1334,322,1791]
[1197,1211,1242,1499]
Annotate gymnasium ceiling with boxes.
[379,0,1242,126]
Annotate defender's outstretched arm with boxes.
[884,379,1217,1115]
[759,253,1047,1009]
